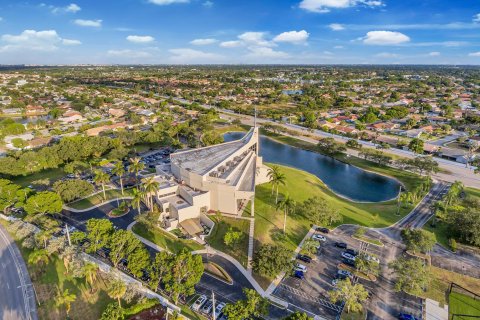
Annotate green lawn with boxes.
[67,188,134,210]
[254,164,415,251]
[449,291,480,319]
[11,167,66,187]
[207,216,250,268]
[132,222,204,253]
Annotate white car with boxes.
[331,279,339,286]
[312,234,327,242]
[341,252,356,261]
[192,295,207,311]
[295,263,308,273]
[214,302,226,316]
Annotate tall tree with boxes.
[0,179,29,213]
[141,176,159,210]
[94,170,110,200]
[106,279,127,308]
[24,191,63,216]
[252,244,293,278]
[223,288,269,319]
[276,194,296,233]
[329,279,369,314]
[82,262,99,293]
[282,312,312,320]
[389,257,430,296]
[128,157,145,184]
[267,165,286,204]
[112,161,126,196]
[409,138,424,154]
[55,288,77,317]
[109,230,144,267]
[86,218,114,253]
[401,229,437,253]
[131,188,145,215]
[299,197,342,227]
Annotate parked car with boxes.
[201,300,213,314]
[345,248,358,256]
[312,234,327,242]
[334,242,347,249]
[331,278,339,286]
[293,270,305,279]
[296,254,312,263]
[342,258,356,267]
[214,302,226,316]
[295,263,307,273]
[316,227,329,234]
[398,313,419,320]
[337,269,352,278]
[192,295,207,311]
[341,252,356,261]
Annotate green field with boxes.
[207,216,250,268]
[449,291,480,319]
[11,167,66,187]
[132,222,204,253]
[254,164,416,251]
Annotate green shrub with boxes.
[449,238,457,252]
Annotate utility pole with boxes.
[396,185,402,216]
[65,223,71,246]
[212,291,216,320]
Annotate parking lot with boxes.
[138,148,172,170]
[272,226,415,320]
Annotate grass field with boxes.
[132,222,204,253]
[67,188,134,210]
[449,291,480,319]
[11,167,65,187]
[254,164,415,251]
[207,216,250,268]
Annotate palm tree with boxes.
[141,176,160,209]
[112,161,126,196]
[131,188,145,216]
[276,194,296,233]
[28,249,49,272]
[82,262,99,293]
[61,245,77,274]
[35,229,53,248]
[106,279,126,308]
[94,170,110,200]
[329,278,369,314]
[128,157,145,184]
[267,165,286,203]
[55,288,76,317]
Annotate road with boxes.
[0,224,38,320]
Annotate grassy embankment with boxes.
[67,187,135,210]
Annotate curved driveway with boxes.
[0,224,37,320]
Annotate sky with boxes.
[0,0,479,65]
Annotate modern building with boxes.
[152,127,268,238]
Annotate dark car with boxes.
[398,314,419,320]
[293,270,305,279]
[316,227,329,234]
[335,242,348,249]
[342,258,356,267]
[297,254,312,263]
[345,248,359,256]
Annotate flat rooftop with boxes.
[170,129,254,175]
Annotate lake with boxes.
[223,132,401,202]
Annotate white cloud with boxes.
[74,19,102,27]
[169,48,222,63]
[203,1,214,7]
[220,40,243,48]
[148,0,189,5]
[474,13,480,23]
[126,35,155,43]
[428,51,440,56]
[334,45,344,49]
[0,29,80,52]
[52,3,81,14]
[107,49,152,58]
[375,52,398,58]
[238,32,274,47]
[62,39,81,46]
[469,52,480,57]
[273,30,309,44]
[245,47,289,59]
[362,31,410,45]
[299,0,383,13]
[0,17,3,22]
[329,23,345,31]
[190,38,217,45]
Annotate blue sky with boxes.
[0,0,479,64]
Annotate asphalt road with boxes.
[0,224,37,320]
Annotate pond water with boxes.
[223,132,401,202]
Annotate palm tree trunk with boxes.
[276,186,279,204]
[102,184,106,200]
[118,297,121,308]
[120,178,124,196]
[283,209,287,233]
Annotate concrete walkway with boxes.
[127,221,167,253]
